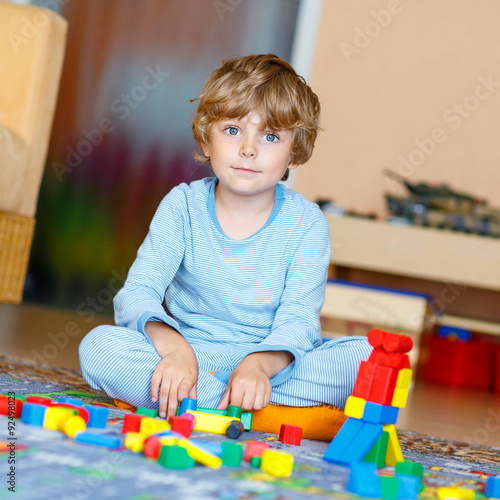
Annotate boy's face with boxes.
[202,111,298,199]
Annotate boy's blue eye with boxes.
[264,133,279,142]
[225,127,239,136]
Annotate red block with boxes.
[0,396,23,418]
[369,348,411,369]
[425,336,494,390]
[122,412,145,434]
[279,424,302,445]
[352,360,377,399]
[368,330,413,353]
[143,436,162,460]
[244,441,271,462]
[168,416,192,438]
[495,348,500,395]
[367,365,399,405]
[25,396,53,406]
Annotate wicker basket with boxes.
[0,211,35,303]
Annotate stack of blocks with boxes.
[323,329,422,499]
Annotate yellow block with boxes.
[124,432,146,453]
[437,487,475,500]
[383,424,403,466]
[63,415,86,438]
[392,387,410,408]
[186,410,238,435]
[396,368,413,389]
[260,449,294,477]
[44,407,77,431]
[344,396,366,419]
[139,417,171,437]
[177,438,222,469]
[159,436,180,447]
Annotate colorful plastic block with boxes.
[260,449,294,477]
[63,415,87,438]
[397,475,421,500]
[179,398,197,415]
[122,412,145,434]
[0,395,24,418]
[380,475,401,500]
[188,406,253,431]
[370,349,412,369]
[177,438,222,469]
[344,396,366,419]
[168,416,192,438]
[347,462,382,498]
[57,397,83,406]
[391,387,410,409]
[74,432,121,449]
[363,402,399,424]
[368,365,399,406]
[364,431,389,468]
[25,396,52,406]
[437,486,475,499]
[244,441,271,462]
[383,424,404,466]
[54,403,90,423]
[352,361,377,399]
[124,432,146,452]
[221,442,243,467]
[181,412,196,430]
[186,410,238,434]
[249,455,262,468]
[136,407,159,418]
[143,436,163,460]
[279,424,302,445]
[158,444,195,469]
[395,460,424,480]
[485,476,500,499]
[396,368,413,389]
[226,420,244,439]
[43,407,77,431]
[139,417,171,436]
[368,329,413,353]
[190,439,223,456]
[226,405,243,419]
[323,417,365,463]
[20,402,46,426]
[83,405,108,428]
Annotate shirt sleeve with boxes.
[250,210,331,386]
[113,186,187,343]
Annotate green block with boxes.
[158,445,195,469]
[395,460,424,480]
[221,442,243,467]
[226,405,243,419]
[136,407,158,418]
[364,431,389,468]
[249,455,261,468]
[380,476,400,500]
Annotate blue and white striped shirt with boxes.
[113,177,331,386]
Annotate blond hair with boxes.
[192,54,320,165]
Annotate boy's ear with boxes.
[201,143,211,158]
[288,162,299,170]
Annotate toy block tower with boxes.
[323,329,413,467]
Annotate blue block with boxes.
[486,476,500,498]
[437,325,471,341]
[83,405,108,428]
[190,439,223,457]
[75,432,122,449]
[179,398,197,415]
[57,397,84,406]
[398,475,421,500]
[20,403,47,426]
[340,422,383,466]
[323,417,364,463]
[363,402,399,424]
[347,463,382,498]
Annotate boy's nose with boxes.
[239,138,257,158]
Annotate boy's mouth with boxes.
[232,167,259,174]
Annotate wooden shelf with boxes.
[326,215,500,293]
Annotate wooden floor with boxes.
[1,302,500,447]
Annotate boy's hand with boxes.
[150,350,198,418]
[145,321,199,418]
[217,350,293,411]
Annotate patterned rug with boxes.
[1,355,499,500]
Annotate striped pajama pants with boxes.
[79,325,372,410]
